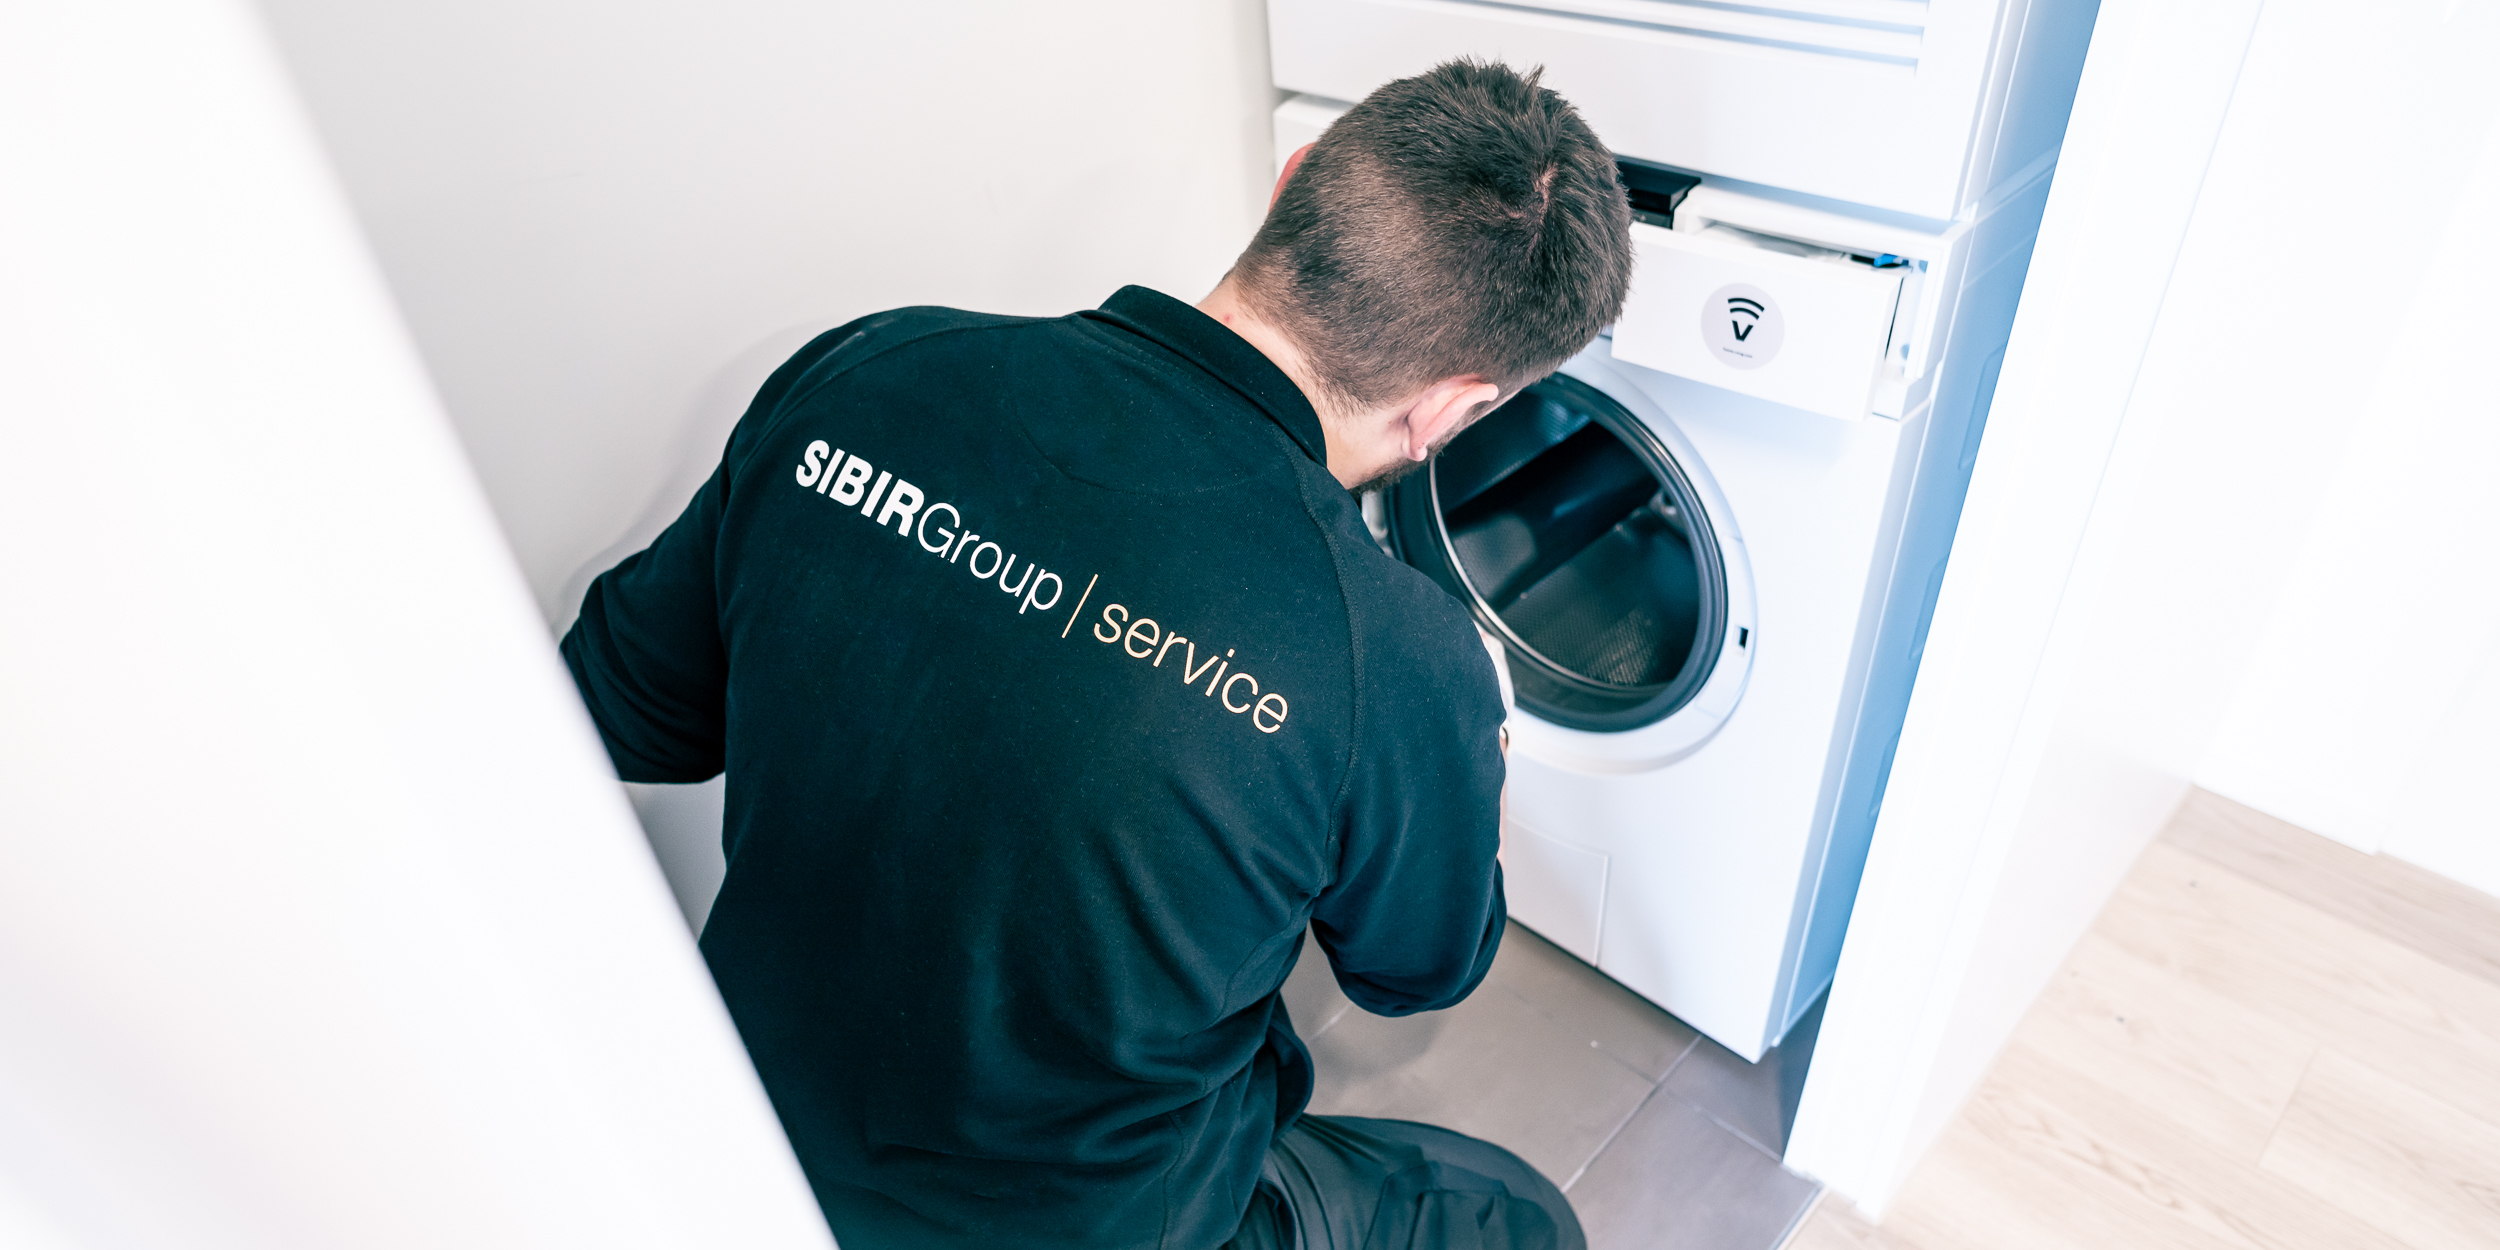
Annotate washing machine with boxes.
[1278,44,2079,1056]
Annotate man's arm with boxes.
[559,320,874,782]
[1307,598,1510,1016]
[561,479,732,783]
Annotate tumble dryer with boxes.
[1272,0,2093,1060]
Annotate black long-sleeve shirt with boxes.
[562,286,1506,1250]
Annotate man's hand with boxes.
[1479,628,1513,834]
[1477,627,1514,754]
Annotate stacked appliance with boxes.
[1269,0,2100,1060]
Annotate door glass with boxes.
[1398,375,1724,731]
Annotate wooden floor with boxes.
[1786,789,2500,1250]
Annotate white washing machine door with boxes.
[1385,347,1755,774]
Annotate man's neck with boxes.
[1196,280,1367,490]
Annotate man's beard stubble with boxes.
[1349,398,1500,495]
[1352,453,1432,495]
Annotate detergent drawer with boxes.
[1612,221,1907,421]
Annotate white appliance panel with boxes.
[1263,60,2075,1057]
[1267,0,2084,220]
[1503,364,1907,1056]
[1496,821,1610,965]
[1271,93,1343,168]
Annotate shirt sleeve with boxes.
[560,475,730,783]
[1308,587,1509,1016]
[559,320,869,783]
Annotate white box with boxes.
[1611,221,1904,420]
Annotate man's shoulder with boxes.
[783,305,1053,390]
[1327,518,1498,708]
[723,304,1099,467]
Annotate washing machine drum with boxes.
[1386,372,1728,734]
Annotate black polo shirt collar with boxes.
[1085,286,1329,466]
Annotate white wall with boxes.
[1785,0,2267,1205]
[255,0,1280,627]
[1791,0,2500,1213]
[254,0,1281,924]
[0,2,831,1246]
[2197,119,2500,897]
[628,776,730,932]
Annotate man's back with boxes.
[563,286,1506,1250]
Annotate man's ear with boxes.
[1271,143,1314,210]
[1404,376,1503,462]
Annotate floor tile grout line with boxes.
[1499,922,1715,1055]
[1588,1046,1661,1086]
[1764,1182,1827,1250]
[1480,970,1707,1090]
[1559,1080,1671,1195]
[1782,1190,1837,1250]
[1652,1034,1702,1086]
[1683,1091,1791,1163]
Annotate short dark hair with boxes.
[1232,60,1633,410]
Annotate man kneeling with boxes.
[562,58,1633,1250]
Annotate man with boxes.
[563,59,1633,1250]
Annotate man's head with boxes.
[1212,59,1633,490]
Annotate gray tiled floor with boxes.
[1282,922,1822,1250]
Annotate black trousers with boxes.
[1223,1115,1585,1250]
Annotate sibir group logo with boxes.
[795,440,1290,735]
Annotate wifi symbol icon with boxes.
[1725,296,1767,341]
[1701,283,1782,371]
